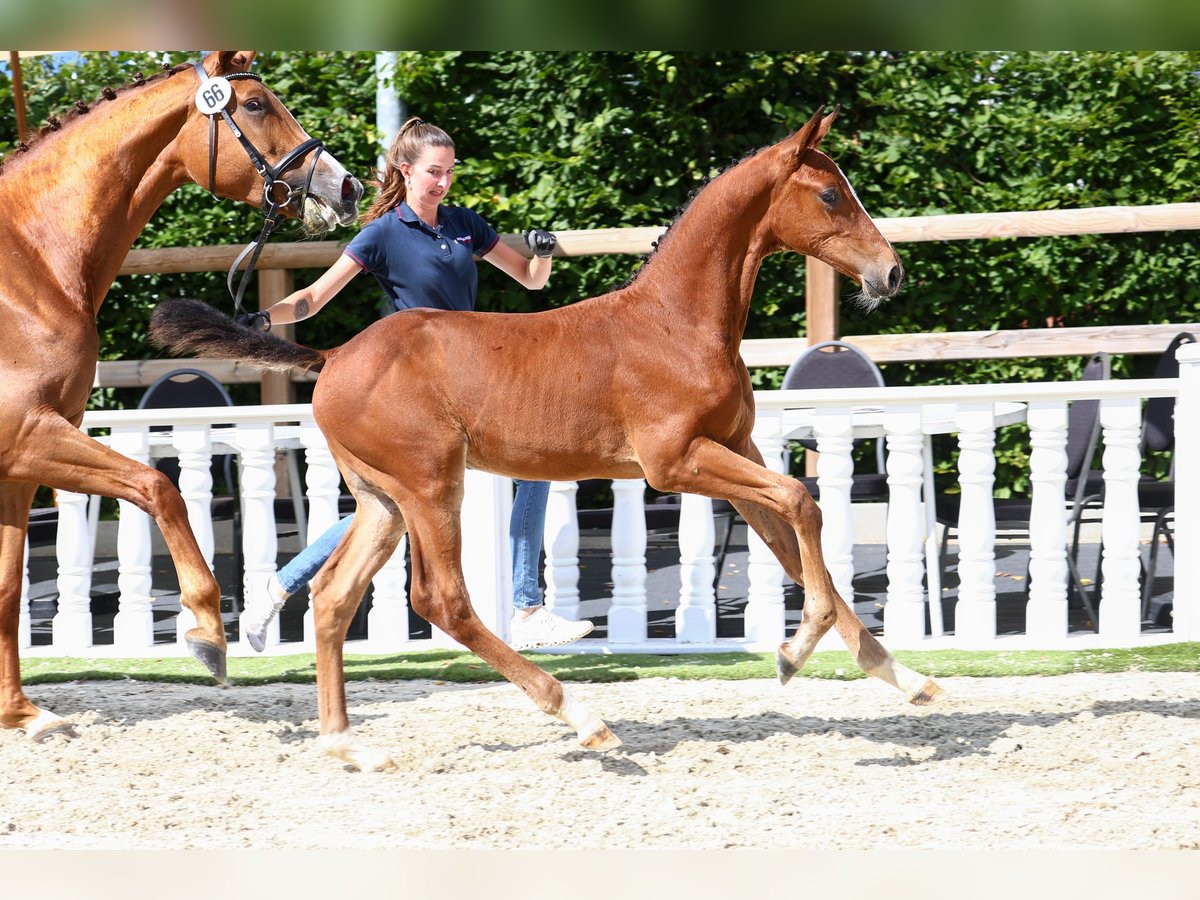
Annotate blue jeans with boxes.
[275,479,551,609]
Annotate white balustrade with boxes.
[300,421,344,648]
[608,478,648,643]
[675,493,716,642]
[1098,398,1144,642]
[543,481,582,620]
[1025,401,1070,641]
[19,538,31,649]
[883,406,927,642]
[745,412,786,648]
[235,422,279,648]
[814,408,856,606]
[953,404,998,644]
[19,375,1195,658]
[1173,343,1200,641]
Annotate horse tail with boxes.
[149,298,330,374]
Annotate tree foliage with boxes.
[2,51,1199,486]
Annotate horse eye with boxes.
[243,98,264,113]
[819,188,838,206]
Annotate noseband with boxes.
[192,60,326,315]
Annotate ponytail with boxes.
[360,116,455,225]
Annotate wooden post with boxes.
[805,257,839,475]
[10,52,28,143]
[258,268,295,496]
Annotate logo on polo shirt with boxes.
[454,235,473,245]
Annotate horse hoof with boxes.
[317,732,398,773]
[908,678,946,706]
[26,709,78,743]
[185,635,228,686]
[579,724,622,751]
[776,647,799,686]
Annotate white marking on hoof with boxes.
[555,689,621,751]
[317,730,397,772]
[24,709,78,742]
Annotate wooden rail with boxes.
[100,202,1200,388]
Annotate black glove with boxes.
[523,228,557,259]
[235,310,271,333]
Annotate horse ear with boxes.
[814,104,840,147]
[214,51,258,74]
[789,104,840,164]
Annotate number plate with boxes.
[194,76,233,115]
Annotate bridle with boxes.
[191,60,326,316]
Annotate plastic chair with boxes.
[138,368,243,604]
[936,351,1111,628]
[713,340,889,581]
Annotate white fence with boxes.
[20,343,1200,659]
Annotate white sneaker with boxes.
[243,574,289,653]
[510,607,594,651]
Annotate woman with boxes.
[239,117,593,654]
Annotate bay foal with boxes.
[153,108,943,771]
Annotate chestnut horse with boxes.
[152,108,943,772]
[0,51,363,741]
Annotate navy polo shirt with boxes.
[344,200,500,312]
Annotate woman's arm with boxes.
[482,238,553,290]
[265,254,363,325]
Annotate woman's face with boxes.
[402,145,456,207]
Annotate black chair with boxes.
[936,351,1111,627]
[714,340,889,580]
[1136,332,1194,621]
[138,367,243,604]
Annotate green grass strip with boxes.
[19,643,1200,687]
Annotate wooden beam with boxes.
[9,51,27,143]
[805,258,839,346]
[738,322,1200,368]
[876,203,1200,243]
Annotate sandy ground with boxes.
[2,671,1199,850]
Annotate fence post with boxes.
[1098,398,1143,642]
[608,478,649,643]
[883,406,927,642]
[746,411,787,648]
[543,481,582,621]
[953,404,997,645]
[1172,344,1200,639]
[675,493,716,643]
[258,269,296,499]
[456,471,513,645]
[1025,401,1070,641]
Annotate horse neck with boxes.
[1,72,197,316]
[630,154,776,348]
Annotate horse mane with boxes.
[620,145,768,290]
[0,60,193,178]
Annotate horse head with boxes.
[769,107,903,310]
[169,51,363,235]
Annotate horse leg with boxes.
[0,482,78,739]
[648,437,942,704]
[403,500,620,753]
[306,490,408,772]
[4,415,226,681]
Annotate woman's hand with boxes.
[523,229,558,258]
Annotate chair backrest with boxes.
[137,368,236,495]
[782,340,887,467]
[1142,332,1197,455]
[1065,351,1111,503]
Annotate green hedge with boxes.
[3,51,1199,489]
